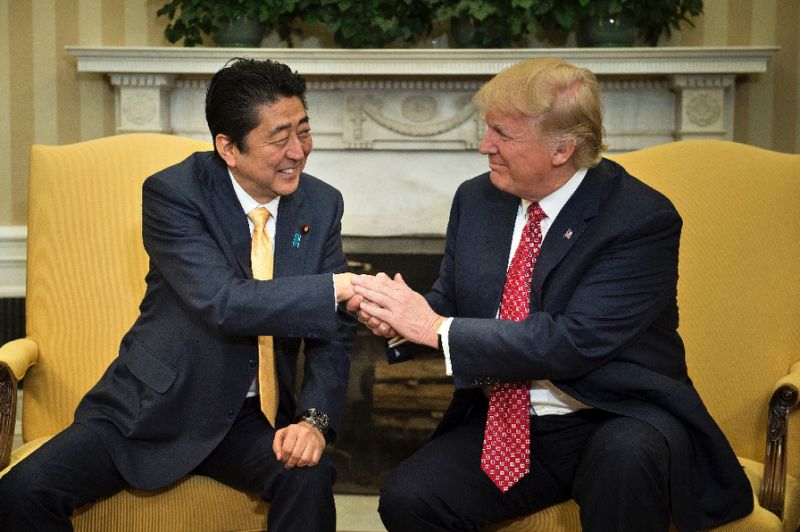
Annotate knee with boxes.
[0,461,50,516]
[573,417,671,532]
[586,418,666,473]
[279,455,334,493]
[378,464,434,530]
[574,417,669,499]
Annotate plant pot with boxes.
[213,15,264,48]
[577,12,636,47]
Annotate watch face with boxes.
[305,409,330,432]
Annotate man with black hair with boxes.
[0,58,355,532]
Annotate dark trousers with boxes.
[378,407,670,532]
[0,397,335,532]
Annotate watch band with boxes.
[296,408,330,437]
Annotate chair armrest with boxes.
[0,338,40,469]
[759,361,800,519]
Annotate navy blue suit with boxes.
[0,152,354,531]
[388,159,752,530]
[75,151,355,488]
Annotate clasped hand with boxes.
[344,273,443,349]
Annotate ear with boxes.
[215,133,238,168]
[551,138,577,167]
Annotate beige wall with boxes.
[0,0,798,226]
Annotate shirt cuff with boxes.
[439,318,454,376]
[332,274,337,311]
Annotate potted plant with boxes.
[428,0,544,48]
[157,0,299,47]
[536,0,704,47]
[294,0,433,48]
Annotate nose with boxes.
[478,129,497,155]
[286,134,306,160]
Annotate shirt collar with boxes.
[228,169,280,218]
[522,167,588,221]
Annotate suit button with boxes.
[248,359,256,369]
[227,409,235,421]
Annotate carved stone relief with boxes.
[345,92,479,149]
[686,91,723,127]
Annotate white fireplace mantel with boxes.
[68,46,775,76]
[65,46,777,239]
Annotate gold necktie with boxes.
[247,207,278,425]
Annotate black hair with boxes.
[205,58,308,157]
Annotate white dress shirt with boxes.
[441,168,592,415]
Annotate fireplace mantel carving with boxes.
[66,46,776,239]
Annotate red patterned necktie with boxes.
[481,202,546,492]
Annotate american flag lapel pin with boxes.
[563,228,574,240]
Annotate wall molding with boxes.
[0,226,26,298]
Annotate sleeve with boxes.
[294,193,356,436]
[141,172,338,339]
[449,204,682,382]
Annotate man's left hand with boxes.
[273,422,326,469]
[351,273,443,348]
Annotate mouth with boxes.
[278,167,299,177]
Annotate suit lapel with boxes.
[478,187,519,317]
[533,165,610,307]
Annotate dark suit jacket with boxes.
[74,152,355,490]
[394,158,752,530]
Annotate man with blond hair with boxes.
[349,58,753,531]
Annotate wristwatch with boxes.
[297,408,330,438]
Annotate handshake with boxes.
[333,272,444,350]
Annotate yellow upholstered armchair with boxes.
[489,140,800,532]
[0,134,268,531]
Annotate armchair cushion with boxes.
[5,134,270,531]
[485,140,800,531]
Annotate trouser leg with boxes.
[194,398,335,532]
[572,416,671,532]
[0,423,127,532]
[378,408,606,532]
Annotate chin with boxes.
[280,179,301,196]
[488,172,509,191]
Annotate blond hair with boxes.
[473,58,608,168]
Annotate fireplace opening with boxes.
[327,250,450,495]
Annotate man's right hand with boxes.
[333,272,354,302]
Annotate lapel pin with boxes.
[292,225,310,248]
[563,228,574,240]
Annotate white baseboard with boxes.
[0,226,27,298]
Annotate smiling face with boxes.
[478,110,577,202]
[216,96,312,204]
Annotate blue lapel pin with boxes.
[293,224,310,248]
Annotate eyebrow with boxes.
[269,115,310,137]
